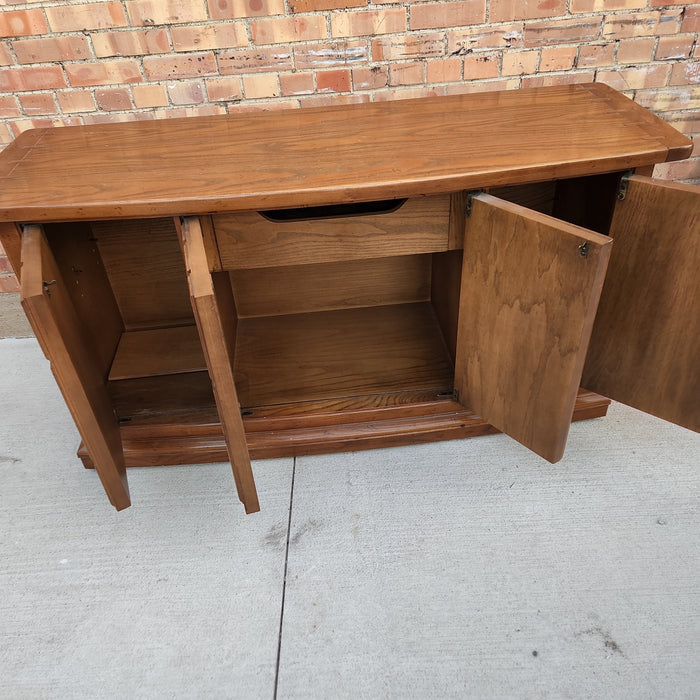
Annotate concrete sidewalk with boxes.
[0,332,698,698]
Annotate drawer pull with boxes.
[260,198,407,222]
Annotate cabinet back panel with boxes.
[229,254,431,318]
[92,218,194,330]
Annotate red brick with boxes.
[521,71,595,88]
[0,275,20,293]
[577,43,614,68]
[252,16,327,44]
[168,81,206,105]
[447,24,523,54]
[656,35,694,61]
[373,33,445,61]
[126,0,208,25]
[662,111,700,136]
[426,57,462,83]
[635,88,700,112]
[463,53,499,80]
[331,9,406,38]
[205,76,243,101]
[219,47,293,74]
[653,158,700,181]
[132,84,169,108]
[682,7,700,33]
[617,38,655,65]
[571,0,645,11]
[171,23,248,51]
[84,112,154,125]
[650,0,688,5]
[317,68,351,92]
[92,29,170,58]
[57,90,96,113]
[670,62,700,86]
[279,71,315,96]
[539,46,577,72]
[524,17,601,47]
[0,42,11,66]
[290,0,363,12]
[95,88,133,111]
[501,49,539,76]
[0,256,14,275]
[411,1,485,30]
[45,3,127,32]
[0,95,20,119]
[603,10,683,39]
[231,99,300,113]
[13,36,92,64]
[294,40,368,69]
[0,9,48,38]
[352,65,388,90]
[0,65,67,92]
[373,87,443,102]
[490,0,565,22]
[66,59,142,87]
[597,65,671,91]
[242,73,280,98]
[157,105,226,118]
[9,117,83,138]
[143,52,217,80]
[389,61,424,86]
[208,0,285,19]
[18,92,57,115]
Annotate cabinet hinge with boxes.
[617,171,633,201]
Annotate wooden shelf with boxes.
[234,302,454,408]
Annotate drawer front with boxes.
[211,195,452,270]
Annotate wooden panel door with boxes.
[583,175,699,432]
[454,194,612,462]
[20,225,130,510]
[177,216,260,514]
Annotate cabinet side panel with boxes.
[455,195,612,462]
[583,176,700,431]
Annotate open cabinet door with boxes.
[20,225,130,509]
[583,175,699,432]
[455,194,612,462]
[178,216,260,514]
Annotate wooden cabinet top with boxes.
[0,82,691,222]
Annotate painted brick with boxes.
[501,49,539,76]
[294,40,368,69]
[577,43,615,68]
[45,3,127,32]
[463,54,499,80]
[143,52,217,80]
[617,38,656,64]
[132,84,169,107]
[524,18,602,47]
[521,71,595,88]
[205,76,244,101]
[331,9,406,39]
[290,0,364,12]
[317,68,351,92]
[656,35,694,61]
[670,62,700,86]
[539,46,577,72]
[13,36,92,64]
[0,95,21,119]
[171,23,248,51]
[0,9,48,38]
[242,73,280,99]
[279,71,315,96]
[219,47,293,74]
[57,90,96,113]
[167,81,206,105]
[252,16,327,44]
[66,59,142,87]
[92,29,170,58]
[389,61,424,87]
[208,0,286,20]
[603,10,683,39]
[373,33,445,61]
[95,88,134,111]
[0,65,67,92]
[410,1,486,31]
[126,0,208,26]
[447,24,523,54]
[352,65,388,90]
[598,64,671,91]
[571,0,645,11]
[490,0,566,22]
[18,92,57,115]
[426,57,462,83]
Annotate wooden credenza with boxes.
[1,83,698,513]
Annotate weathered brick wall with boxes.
[1,0,698,291]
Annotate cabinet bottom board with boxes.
[78,389,610,468]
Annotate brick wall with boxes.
[1,0,699,292]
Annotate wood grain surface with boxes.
[0,84,690,221]
[583,176,699,431]
[455,194,612,462]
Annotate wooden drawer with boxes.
[210,194,455,270]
